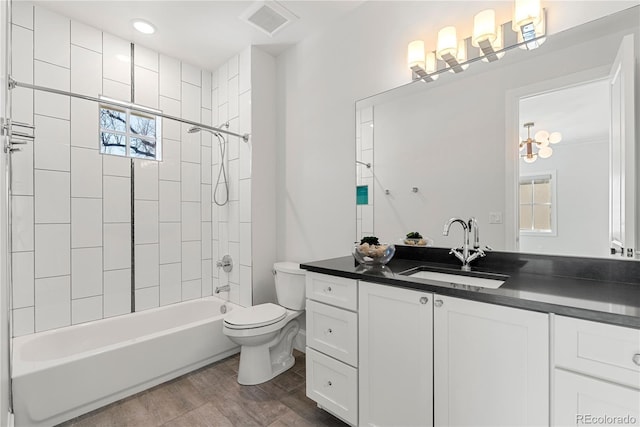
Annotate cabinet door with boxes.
[359,282,433,427]
[434,295,549,426]
[554,369,640,426]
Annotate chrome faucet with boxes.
[215,284,230,294]
[443,217,489,271]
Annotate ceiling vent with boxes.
[240,1,298,37]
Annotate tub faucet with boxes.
[215,284,230,294]
[443,217,489,271]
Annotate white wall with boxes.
[8,3,253,336]
[276,1,638,262]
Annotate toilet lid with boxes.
[224,303,287,328]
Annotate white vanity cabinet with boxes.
[358,282,433,427]
[305,272,359,426]
[553,316,640,426]
[433,295,549,427]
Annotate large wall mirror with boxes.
[355,6,639,260]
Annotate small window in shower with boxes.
[99,97,162,161]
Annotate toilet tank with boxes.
[273,262,306,310]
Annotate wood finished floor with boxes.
[58,350,348,427]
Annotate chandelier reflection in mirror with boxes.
[519,122,562,163]
[407,0,546,82]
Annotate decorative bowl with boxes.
[353,243,396,265]
[402,237,433,246]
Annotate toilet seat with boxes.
[224,303,287,330]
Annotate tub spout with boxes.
[215,285,230,294]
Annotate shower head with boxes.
[188,126,201,134]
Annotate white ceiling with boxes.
[519,79,610,145]
[24,0,365,71]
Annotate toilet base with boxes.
[236,319,300,385]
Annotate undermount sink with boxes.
[400,267,508,289]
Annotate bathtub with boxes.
[12,296,240,427]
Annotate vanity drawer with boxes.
[306,272,358,311]
[306,347,358,426]
[307,299,358,367]
[555,316,640,389]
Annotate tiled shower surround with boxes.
[10,5,253,335]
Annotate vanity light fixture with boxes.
[407,0,546,83]
[519,122,562,163]
[132,19,156,35]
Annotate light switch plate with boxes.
[489,211,503,224]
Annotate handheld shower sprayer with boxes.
[188,124,230,206]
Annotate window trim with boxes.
[98,96,163,161]
[519,170,557,237]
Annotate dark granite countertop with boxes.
[300,248,640,329]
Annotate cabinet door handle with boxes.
[325,328,333,335]
[419,296,429,304]
[326,380,333,387]
[434,299,443,307]
[325,286,332,293]
[633,353,640,366]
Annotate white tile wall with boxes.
[71,20,102,52]
[34,224,70,278]
[34,7,70,67]
[71,198,102,248]
[159,263,181,305]
[71,46,102,97]
[103,175,130,223]
[135,244,159,289]
[159,55,181,100]
[134,66,159,109]
[72,296,103,324]
[71,147,102,197]
[71,99,99,149]
[159,222,181,264]
[103,223,131,271]
[12,11,254,334]
[181,202,200,241]
[34,61,70,119]
[71,247,102,298]
[12,196,34,252]
[181,241,201,281]
[12,2,33,30]
[159,180,180,222]
[182,279,201,301]
[103,33,131,85]
[135,45,158,72]
[35,275,71,331]
[103,269,130,317]
[12,251,34,309]
[135,287,159,311]
[135,200,159,244]
[34,170,70,223]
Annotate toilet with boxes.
[223,261,306,385]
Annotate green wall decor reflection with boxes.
[357,185,369,205]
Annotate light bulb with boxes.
[425,52,439,80]
[524,154,537,163]
[437,26,458,60]
[535,130,549,141]
[538,146,553,159]
[513,0,541,31]
[472,9,497,47]
[408,40,425,69]
[538,138,549,148]
[549,132,562,144]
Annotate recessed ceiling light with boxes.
[132,19,156,35]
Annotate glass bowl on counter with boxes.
[353,242,396,266]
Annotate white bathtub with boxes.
[12,296,240,427]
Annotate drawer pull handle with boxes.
[325,286,332,293]
[434,299,443,307]
[326,380,332,387]
[325,328,333,335]
[420,296,428,304]
[633,354,640,366]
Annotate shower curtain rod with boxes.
[8,77,250,142]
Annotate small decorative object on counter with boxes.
[404,231,428,246]
[353,236,396,265]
